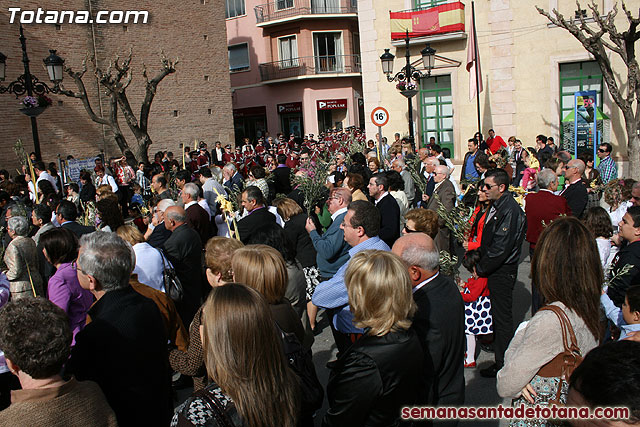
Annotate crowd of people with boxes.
[0,128,638,426]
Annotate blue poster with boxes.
[573,90,598,160]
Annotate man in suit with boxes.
[392,233,465,413]
[476,168,527,378]
[211,141,224,167]
[305,187,351,281]
[561,159,588,218]
[367,172,400,248]
[417,157,438,207]
[146,199,175,248]
[181,183,210,245]
[67,231,172,426]
[56,200,95,238]
[273,154,292,195]
[234,186,276,244]
[524,169,571,314]
[425,165,457,255]
[222,163,244,195]
[163,206,203,327]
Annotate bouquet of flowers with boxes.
[20,94,52,109]
[293,153,335,215]
[396,81,416,91]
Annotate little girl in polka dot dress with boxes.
[459,250,493,368]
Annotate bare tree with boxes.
[537,1,640,179]
[57,49,178,162]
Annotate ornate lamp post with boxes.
[380,30,436,150]
[0,25,65,161]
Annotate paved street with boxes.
[310,242,534,426]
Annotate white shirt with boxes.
[413,272,440,293]
[374,191,389,205]
[184,201,197,210]
[37,170,58,192]
[331,207,348,221]
[133,242,165,293]
[98,174,119,193]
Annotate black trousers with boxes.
[529,245,544,315]
[487,264,518,369]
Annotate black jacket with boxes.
[147,221,173,248]
[477,192,527,277]
[163,224,203,326]
[412,273,465,406]
[608,240,640,307]
[61,221,95,238]
[236,207,276,244]
[67,286,172,427]
[79,182,96,202]
[323,329,425,427]
[561,180,588,219]
[375,193,400,248]
[283,213,317,268]
[273,166,292,195]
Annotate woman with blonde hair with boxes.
[232,244,307,347]
[497,217,602,425]
[324,250,425,426]
[172,284,299,427]
[170,237,244,391]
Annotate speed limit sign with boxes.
[371,107,389,127]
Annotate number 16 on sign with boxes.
[371,107,389,162]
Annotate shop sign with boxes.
[277,102,302,114]
[317,99,347,110]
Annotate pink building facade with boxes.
[226,0,363,143]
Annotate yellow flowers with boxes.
[215,194,234,213]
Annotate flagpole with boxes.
[472,1,482,136]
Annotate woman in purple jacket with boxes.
[39,228,94,345]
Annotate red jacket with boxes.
[525,190,572,247]
[460,277,489,303]
[467,206,488,251]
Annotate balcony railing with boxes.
[258,54,361,82]
[255,0,357,24]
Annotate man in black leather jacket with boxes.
[476,168,526,378]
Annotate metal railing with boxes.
[258,54,361,81]
[255,0,357,24]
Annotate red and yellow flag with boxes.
[390,2,465,40]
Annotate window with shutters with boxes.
[228,43,250,72]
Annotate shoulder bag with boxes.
[156,248,184,303]
[509,305,583,427]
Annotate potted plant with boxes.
[19,94,52,117]
[396,81,418,98]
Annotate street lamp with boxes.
[43,50,65,83]
[0,25,65,161]
[380,30,436,149]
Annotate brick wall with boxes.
[0,0,234,170]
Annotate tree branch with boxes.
[140,52,178,132]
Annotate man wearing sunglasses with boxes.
[595,142,618,184]
[476,169,527,378]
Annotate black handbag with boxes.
[275,321,324,421]
[156,248,184,303]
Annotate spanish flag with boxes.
[390,2,465,40]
